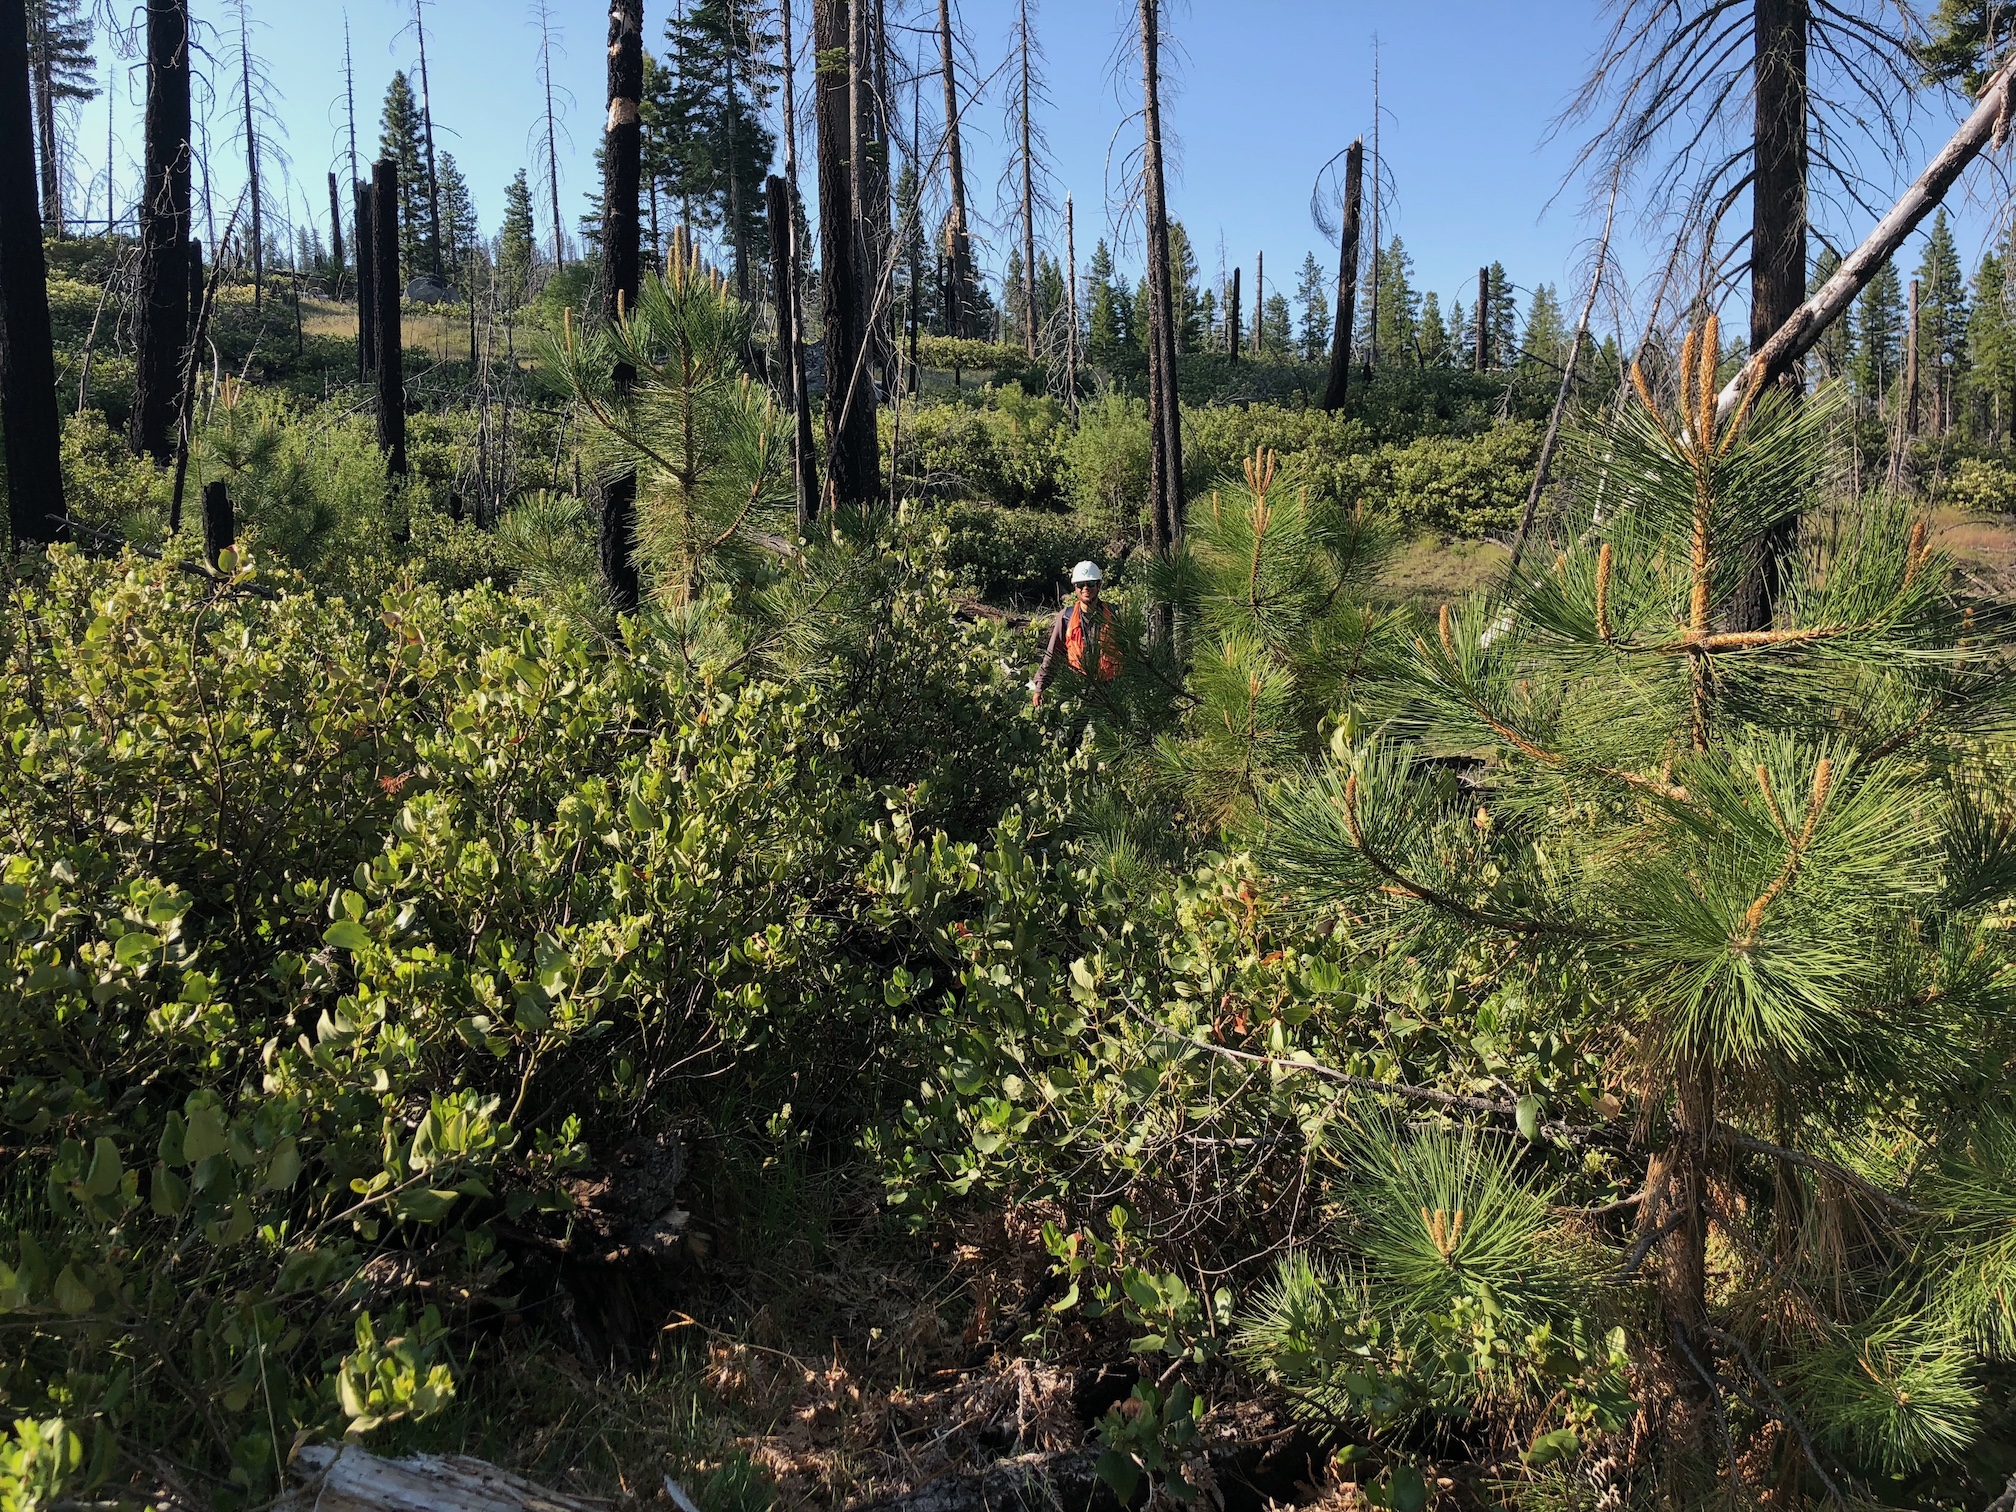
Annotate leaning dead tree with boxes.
[131,0,191,465]
[0,0,66,545]
[1717,54,2016,419]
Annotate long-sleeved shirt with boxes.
[1033,596,1116,697]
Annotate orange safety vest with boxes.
[1063,600,1121,682]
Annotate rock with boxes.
[404,275,458,305]
[281,1443,614,1511]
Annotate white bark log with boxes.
[281,1443,615,1512]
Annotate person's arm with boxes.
[1031,609,1069,703]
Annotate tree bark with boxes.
[28,0,60,234]
[938,0,971,339]
[328,171,348,295]
[769,174,818,536]
[1727,0,1809,632]
[817,0,879,507]
[540,3,565,269]
[0,0,66,546]
[239,9,263,312]
[1906,277,1921,438]
[355,179,376,375]
[599,0,644,614]
[1475,265,1489,372]
[1227,265,1241,363]
[1064,192,1078,413]
[372,158,407,477]
[1320,140,1362,413]
[1714,56,2016,422]
[131,0,191,465]
[1140,0,1182,642]
[201,479,231,568]
[1018,0,1037,361]
[1253,250,1264,354]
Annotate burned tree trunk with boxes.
[355,180,376,375]
[328,171,348,295]
[201,479,232,567]
[1227,265,1241,363]
[1018,0,1037,361]
[817,0,878,508]
[598,0,644,614]
[0,0,66,545]
[1728,0,1810,631]
[1475,266,1488,372]
[413,0,443,277]
[1140,0,1181,642]
[1320,139,1362,413]
[372,158,407,477]
[1252,250,1264,354]
[768,174,818,537]
[938,0,971,339]
[1906,276,1921,439]
[238,7,263,311]
[131,0,192,465]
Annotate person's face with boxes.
[1078,580,1100,603]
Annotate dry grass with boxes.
[1375,532,1509,612]
[1930,504,2016,598]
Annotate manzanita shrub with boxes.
[0,544,1081,1505]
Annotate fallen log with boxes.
[280,1443,615,1512]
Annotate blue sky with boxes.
[73,1,2009,324]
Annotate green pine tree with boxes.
[1168,221,1204,354]
[1520,283,1567,374]
[1967,243,2016,440]
[655,0,781,290]
[1364,236,1420,368]
[1918,211,1970,435]
[1810,250,1856,386]
[1261,292,1293,358]
[1419,291,1450,369]
[1486,262,1516,370]
[1916,0,2016,91]
[1296,252,1331,362]
[1857,259,1905,408]
[1261,317,2016,1492]
[499,169,539,308]
[1086,239,1137,373]
[379,73,433,283]
[437,152,481,288]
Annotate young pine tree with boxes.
[1148,450,1395,825]
[1520,282,1567,374]
[1968,244,2016,440]
[1262,320,2016,1493]
[554,245,792,603]
[1419,291,1450,369]
[1261,291,1292,358]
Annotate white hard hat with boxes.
[1071,560,1104,584]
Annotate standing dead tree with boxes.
[533,0,568,270]
[372,157,406,477]
[234,1,263,309]
[1561,0,1922,627]
[0,0,66,545]
[1138,0,1180,642]
[1319,139,1362,413]
[410,0,443,277]
[131,0,191,465]
[598,0,644,613]
[937,0,973,338]
[1005,0,1053,362]
[817,0,878,508]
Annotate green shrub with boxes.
[1345,421,1541,536]
[921,502,1112,605]
[1935,454,2016,512]
[1062,392,1152,535]
[892,384,1068,510]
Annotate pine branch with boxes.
[1712,1127,1929,1217]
